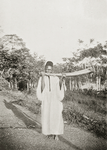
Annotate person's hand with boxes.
[61,73,66,80]
[40,71,45,77]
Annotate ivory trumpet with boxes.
[40,68,93,77]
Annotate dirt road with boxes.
[0,95,106,150]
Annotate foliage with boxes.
[80,43,104,59]
[0,77,9,90]
[0,34,45,89]
[62,89,107,139]
[63,90,106,114]
[63,107,107,139]
[54,40,107,89]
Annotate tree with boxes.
[0,34,45,91]
[90,39,94,44]
[0,34,25,52]
[0,34,26,69]
[55,40,107,91]
[78,39,84,45]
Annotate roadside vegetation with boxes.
[63,89,106,139]
[0,86,106,139]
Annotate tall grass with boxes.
[63,89,107,139]
[64,90,106,116]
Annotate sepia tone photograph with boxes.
[0,0,107,150]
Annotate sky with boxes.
[0,0,107,64]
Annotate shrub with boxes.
[0,77,9,90]
[63,107,107,139]
[64,89,106,115]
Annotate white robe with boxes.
[36,76,65,135]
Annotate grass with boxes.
[63,90,107,139]
[0,88,41,115]
[0,87,106,139]
[64,90,106,118]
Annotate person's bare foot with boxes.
[45,135,50,139]
[46,135,53,139]
[54,135,59,141]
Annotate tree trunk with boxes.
[69,78,71,90]
[96,76,101,91]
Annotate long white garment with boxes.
[36,76,65,135]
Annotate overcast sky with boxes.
[0,0,107,63]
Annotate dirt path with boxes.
[0,95,106,150]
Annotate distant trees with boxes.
[0,34,45,91]
[0,34,106,91]
[55,39,107,91]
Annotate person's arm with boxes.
[36,75,45,101]
[59,74,66,90]
[56,76,66,101]
[41,72,45,93]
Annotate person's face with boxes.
[45,66,53,73]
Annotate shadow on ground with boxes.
[3,99,41,133]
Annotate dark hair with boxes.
[45,61,53,68]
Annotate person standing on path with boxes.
[36,61,66,140]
